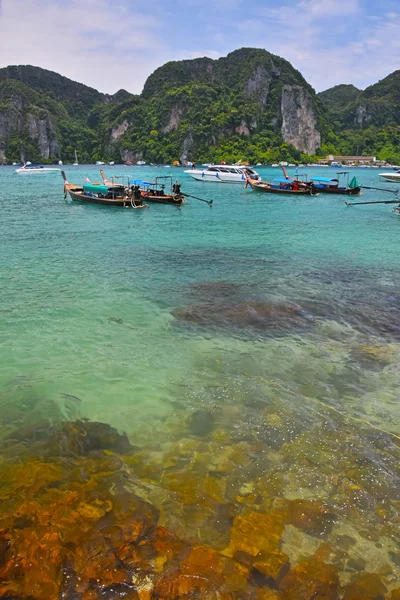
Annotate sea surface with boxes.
[0,164,399,598]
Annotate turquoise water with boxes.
[0,164,399,595]
[1,165,399,435]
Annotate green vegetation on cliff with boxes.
[0,55,399,164]
[318,71,400,163]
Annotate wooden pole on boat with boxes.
[181,192,213,206]
[346,199,400,206]
[360,185,399,195]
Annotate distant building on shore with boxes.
[318,155,382,166]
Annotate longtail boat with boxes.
[245,174,314,195]
[61,171,148,209]
[281,167,361,195]
[100,170,184,206]
[311,172,361,195]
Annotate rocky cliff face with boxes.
[354,105,373,127]
[280,85,321,154]
[243,65,275,106]
[0,80,62,162]
[162,105,185,134]
[25,113,60,159]
[0,107,61,163]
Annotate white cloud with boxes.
[297,0,359,18]
[0,0,166,93]
[0,0,398,96]
[225,0,399,91]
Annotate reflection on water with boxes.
[0,166,400,597]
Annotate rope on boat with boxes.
[215,358,400,442]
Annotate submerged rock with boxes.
[45,420,135,457]
[280,558,339,599]
[281,499,336,537]
[342,572,387,599]
[188,280,243,300]
[172,300,313,336]
[187,409,216,437]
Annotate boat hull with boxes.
[184,165,259,185]
[248,181,311,195]
[15,167,60,174]
[379,173,400,183]
[142,194,184,205]
[312,186,361,196]
[186,171,246,184]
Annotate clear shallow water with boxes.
[0,164,399,598]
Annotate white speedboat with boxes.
[137,160,146,166]
[184,164,260,184]
[15,162,60,174]
[379,171,400,182]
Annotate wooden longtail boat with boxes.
[100,170,184,206]
[62,172,148,208]
[281,167,361,196]
[245,175,314,195]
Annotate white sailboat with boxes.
[73,149,79,166]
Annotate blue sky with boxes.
[0,0,399,94]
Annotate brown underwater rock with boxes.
[280,557,339,599]
[172,300,313,335]
[44,420,135,457]
[224,511,290,587]
[153,544,248,599]
[277,498,336,537]
[342,572,387,600]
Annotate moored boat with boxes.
[184,164,260,184]
[379,170,400,183]
[310,173,361,195]
[245,175,314,195]
[15,162,60,174]
[61,171,148,208]
[282,167,361,195]
[100,170,184,206]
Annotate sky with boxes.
[0,0,399,95]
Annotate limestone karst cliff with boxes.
[0,53,399,163]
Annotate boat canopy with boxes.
[311,177,338,183]
[83,183,116,194]
[128,179,155,187]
